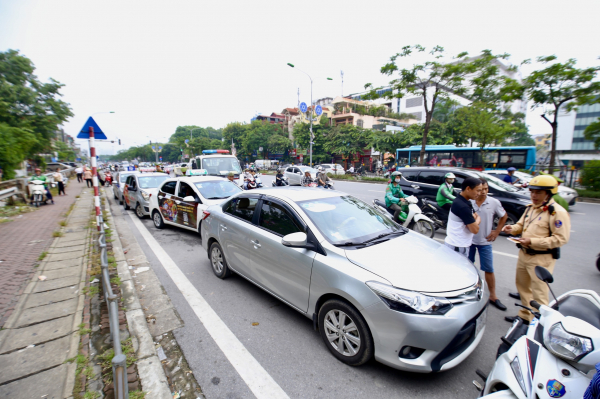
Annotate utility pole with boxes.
[341,70,344,96]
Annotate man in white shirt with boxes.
[469,179,508,311]
[444,177,482,256]
[349,165,355,174]
[75,166,83,183]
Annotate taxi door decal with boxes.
[178,198,198,228]
[159,192,176,222]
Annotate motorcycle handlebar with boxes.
[530,300,541,310]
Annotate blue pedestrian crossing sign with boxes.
[77,117,107,140]
[300,102,307,113]
[315,105,323,116]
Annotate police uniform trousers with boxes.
[516,251,555,322]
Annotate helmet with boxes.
[444,173,456,179]
[528,175,558,194]
[317,166,324,171]
[391,171,402,177]
[35,168,41,172]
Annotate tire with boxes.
[596,254,600,273]
[135,203,145,219]
[123,199,130,210]
[318,299,374,367]
[412,219,435,239]
[209,242,232,279]
[424,212,442,231]
[119,195,123,205]
[152,210,165,229]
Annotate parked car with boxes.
[150,176,242,234]
[319,163,346,176]
[397,167,532,226]
[112,171,138,205]
[483,169,578,206]
[201,187,488,372]
[122,172,170,218]
[284,166,319,185]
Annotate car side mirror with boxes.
[182,195,195,202]
[282,232,308,247]
[535,266,553,283]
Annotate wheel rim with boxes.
[136,205,144,217]
[415,220,434,237]
[153,213,161,227]
[324,309,361,357]
[211,247,223,273]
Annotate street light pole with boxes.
[287,64,332,166]
[190,127,201,140]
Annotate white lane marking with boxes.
[128,213,289,399]
[433,238,519,259]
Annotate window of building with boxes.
[357,119,364,127]
[406,97,423,108]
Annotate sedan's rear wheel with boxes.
[210,242,232,279]
[318,299,373,366]
[152,210,165,229]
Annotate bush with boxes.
[580,161,600,191]
[575,189,600,198]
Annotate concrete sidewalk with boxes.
[0,189,93,398]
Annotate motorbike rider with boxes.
[30,168,54,204]
[385,171,408,223]
[436,173,456,214]
[275,168,285,186]
[316,166,332,188]
[301,170,313,187]
[226,172,236,183]
[502,175,571,324]
[503,167,517,184]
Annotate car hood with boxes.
[344,232,479,293]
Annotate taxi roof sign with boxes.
[77,117,107,140]
[186,169,208,176]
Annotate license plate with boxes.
[475,308,487,337]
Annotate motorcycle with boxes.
[29,180,49,207]
[104,171,113,187]
[474,266,600,398]
[372,196,436,238]
[420,198,448,230]
[272,176,289,187]
[244,174,263,190]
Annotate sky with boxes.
[1,0,599,155]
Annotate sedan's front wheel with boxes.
[152,210,165,229]
[135,203,145,219]
[318,299,373,366]
[209,242,232,279]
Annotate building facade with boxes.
[556,102,600,166]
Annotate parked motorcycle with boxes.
[474,266,600,398]
[372,196,436,238]
[29,180,49,207]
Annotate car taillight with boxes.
[201,211,211,220]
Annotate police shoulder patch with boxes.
[554,220,563,228]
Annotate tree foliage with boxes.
[324,124,372,158]
[584,118,600,150]
[0,49,73,176]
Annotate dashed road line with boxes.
[128,213,289,399]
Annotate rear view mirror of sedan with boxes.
[282,232,308,247]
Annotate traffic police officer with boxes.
[502,175,570,323]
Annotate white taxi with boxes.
[149,173,242,234]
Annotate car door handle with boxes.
[220,224,227,230]
[411,184,420,189]
[251,240,261,248]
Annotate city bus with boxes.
[396,145,537,171]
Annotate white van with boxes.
[186,150,243,186]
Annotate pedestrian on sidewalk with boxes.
[53,168,66,196]
[469,178,508,311]
[502,175,570,324]
[444,177,482,257]
[75,165,83,183]
[83,167,93,188]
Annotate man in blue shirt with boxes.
[503,167,517,184]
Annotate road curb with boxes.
[100,187,172,398]
[577,197,600,204]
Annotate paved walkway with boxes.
[0,188,93,397]
[0,179,87,327]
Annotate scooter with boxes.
[29,180,49,207]
[420,198,448,231]
[474,266,600,398]
[372,196,436,238]
[104,171,113,187]
[272,176,289,187]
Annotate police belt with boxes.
[516,243,560,259]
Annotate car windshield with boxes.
[514,171,533,182]
[201,157,242,175]
[194,180,242,200]
[471,171,520,192]
[299,166,318,174]
[138,175,169,189]
[298,196,403,246]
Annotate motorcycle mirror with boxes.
[534,266,553,283]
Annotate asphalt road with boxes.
[110,178,600,399]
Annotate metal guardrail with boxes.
[98,214,129,398]
[0,187,18,201]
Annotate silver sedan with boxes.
[201,187,488,372]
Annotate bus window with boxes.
[410,152,420,166]
[483,151,499,164]
[397,151,409,166]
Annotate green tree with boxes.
[584,118,600,149]
[54,140,76,161]
[0,49,73,175]
[502,56,600,172]
[223,122,249,157]
[244,121,290,159]
[580,160,600,191]
[324,124,372,160]
[0,123,38,179]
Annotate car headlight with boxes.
[544,322,594,361]
[140,190,150,201]
[366,281,453,315]
[510,357,527,395]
